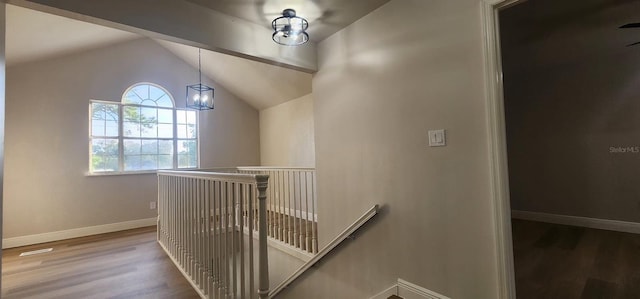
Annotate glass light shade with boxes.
[272,9,309,46]
[186,83,214,110]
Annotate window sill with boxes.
[85,168,199,177]
[85,170,159,177]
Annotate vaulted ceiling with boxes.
[185,0,390,42]
[5,0,391,109]
[5,4,310,109]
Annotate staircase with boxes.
[157,167,384,299]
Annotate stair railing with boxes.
[157,170,270,299]
[236,167,318,254]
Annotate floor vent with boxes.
[19,248,53,257]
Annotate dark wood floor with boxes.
[512,219,640,299]
[2,226,200,299]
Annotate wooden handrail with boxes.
[158,170,266,183]
[237,166,316,171]
[269,205,379,298]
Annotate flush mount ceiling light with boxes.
[186,48,214,110]
[272,8,309,46]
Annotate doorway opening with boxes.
[486,0,640,297]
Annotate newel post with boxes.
[256,174,270,299]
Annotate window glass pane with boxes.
[140,155,157,170]
[140,107,157,121]
[178,140,197,168]
[92,106,105,120]
[91,103,119,138]
[92,139,119,156]
[149,85,163,100]
[141,123,158,138]
[124,155,142,171]
[158,155,173,169]
[140,99,157,107]
[178,154,197,168]
[186,110,197,125]
[91,155,105,172]
[91,138,119,172]
[123,122,140,137]
[91,139,104,156]
[124,139,141,155]
[131,84,150,101]
[158,124,173,138]
[178,154,189,168]
[103,139,119,156]
[123,84,174,108]
[105,120,118,137]
[177,110,186,124]
[158,140,173,155]
[123,90,143,105]
[92,103,118,121]
[92,119,105,136]
[123,106,140,122]
[188,154,197,168]
[150,86,173,108]
[141,140,158,155]
[104,156,119,171]
[156,96,173,108]
[158,109,173,124]
[178,140,196,155]
[177,124,187,139]
[187,124,197,139]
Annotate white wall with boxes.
[278,0,500,298]
[259,94,315,167]
[3,38,259,240]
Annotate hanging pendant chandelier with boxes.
[272,9,309,46]
[186,48,214,110]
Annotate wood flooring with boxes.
[2,226,200,299]
[512,219,640,299]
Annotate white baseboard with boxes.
[369,279,450,299]
[2,217,158,249]
[512,210,640,234]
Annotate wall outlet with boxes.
[150,201,157,210]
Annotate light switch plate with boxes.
[428,129,446,147]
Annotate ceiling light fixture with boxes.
[272,8,309,46]
[186,48,214,110]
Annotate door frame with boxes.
[481,0,525,298]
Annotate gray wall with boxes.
[501,2,640,222]
[3,38,259,239]
[279,0,500,298]
[259,93,315,167]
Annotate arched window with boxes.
[89,83,198,173]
